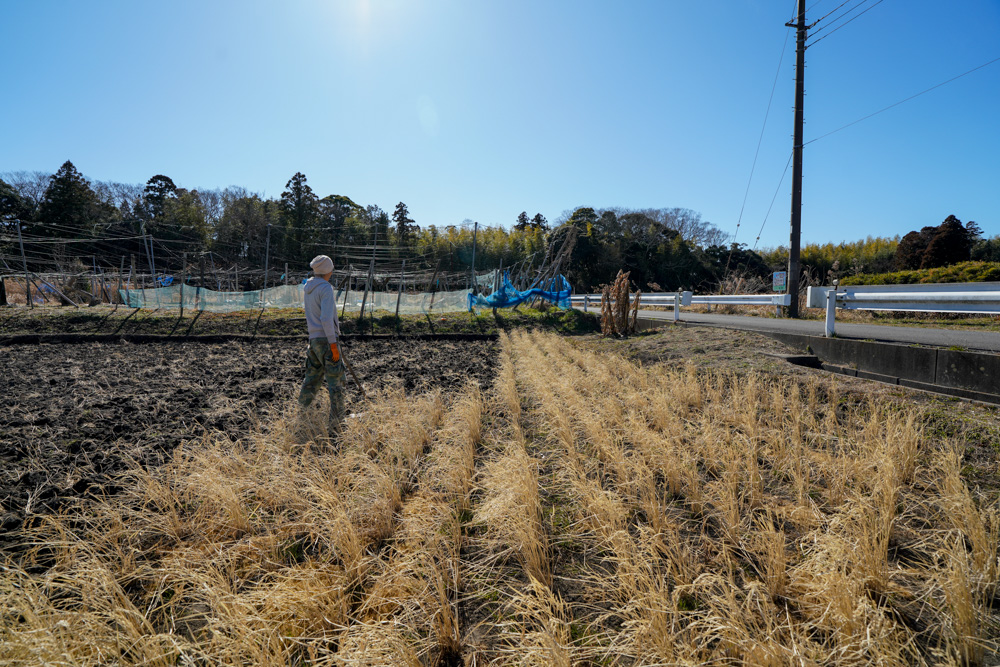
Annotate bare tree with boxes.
[197,188,225,227]
[1,170,51,218]
[638,207,729,247]
[92,180,144,214]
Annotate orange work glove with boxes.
[329,341,341,362]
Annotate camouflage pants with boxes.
[298,338,347,431]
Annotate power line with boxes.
[734,19,793,240]
[753,151,794,251]
[808,0,857,29]
[807,0,887,48]
[722,10,794,278]
[804,55,1000,146]
[799,0,828,23]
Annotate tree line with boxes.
[1,160,993,293]
[0,161,751,291]
[760,216,995,285]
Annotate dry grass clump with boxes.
[600,269,640,337]
[474,340,551,588]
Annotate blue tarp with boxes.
[468,273,572,310]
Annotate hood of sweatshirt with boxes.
[303,276,327,294]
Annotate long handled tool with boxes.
[339,349,368,400]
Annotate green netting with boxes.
[120,284,473,314]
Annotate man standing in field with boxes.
[298,255,346,436]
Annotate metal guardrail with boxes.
[570,291,791,322]
[806,282,1000,337]
[683,293,791,307]
[573,283,1000,339]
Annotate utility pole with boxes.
[786,0,807,317]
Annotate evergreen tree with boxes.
[894,227,936,270]
[141,174,178,219]
[34,161,108,238]
[0,178,25,260]
[894,215,978,270]
[160,189,210,250]
[972,235,1000,262]
[0,177,27,221]
[214,191,273,265]
[515,211,530,231]
[319,194,361,249]
[392,201,416,246]
[530,213,548,230]
[921,215,973,269]
[280,172,319,260]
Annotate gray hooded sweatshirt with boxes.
[303,276,341,342]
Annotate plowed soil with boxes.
[0,338,498,538]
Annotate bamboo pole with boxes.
[31,272,78,308]
[17,223,31,309]
[426,259,442,313]
[358,229,378,325]
[341,264,352,317]
[117,256,125,307]
[180,252,186,320]
[395,260,406,322]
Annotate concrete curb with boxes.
[637,316,1000,404]
[765,332,1000,404]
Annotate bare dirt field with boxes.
[0,337,498,539]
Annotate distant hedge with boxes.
[839,261,1000,286]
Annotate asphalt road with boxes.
[631,309,1000,353]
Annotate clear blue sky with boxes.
[2,0,998,249]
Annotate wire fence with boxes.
[1,221,564,311]
[0,265,506,313]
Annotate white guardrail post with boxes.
[583,294,589,313]
[825,288,838,337]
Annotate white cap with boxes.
[310,255,333,275]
